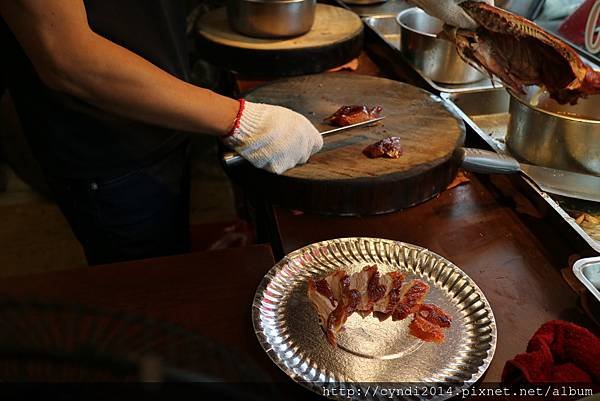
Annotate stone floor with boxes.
[0,136,237,278]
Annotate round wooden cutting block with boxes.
[231,73,466,216]
[196,4,363,78]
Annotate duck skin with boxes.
[441,1,600,105]
[307,266,452,346]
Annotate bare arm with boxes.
[0,0,239,136]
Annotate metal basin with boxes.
[573,257,600,314]
[507,86,600,175]
[396,8,486,84]
[227,0,316,38]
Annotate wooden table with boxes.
[0,187,594,398]
[270,174,595,383]
[0,245,332,399]
[0,245,274,347]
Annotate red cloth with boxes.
[502,320,600,385]
[558,0,598,46]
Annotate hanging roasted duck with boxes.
[440,1,600,105]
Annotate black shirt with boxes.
[1,0,191,178]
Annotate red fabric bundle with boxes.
[558,0,598,47]
[502,320,600,385]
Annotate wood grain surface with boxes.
[198,4,362,50]
[228,73,466,215]
[196,5,363,77]
[247,73,465,180]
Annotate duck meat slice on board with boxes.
[324,105,383,127]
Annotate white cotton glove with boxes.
[222,100,323,174]
[408,0,494,29]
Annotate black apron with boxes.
[1,0,191,178]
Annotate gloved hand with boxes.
[408,0,494,29]
[222,100,323,174]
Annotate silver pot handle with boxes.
[454,148,521,175]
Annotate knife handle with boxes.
[454,148,521,175]
[222,151,245,168]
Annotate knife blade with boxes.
[222,116,386,168]
[519,164,600,203]
[318,116,386,137]
[455,147,600,203]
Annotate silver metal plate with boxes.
[253,238,497,399]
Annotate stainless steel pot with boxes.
[507,86,600,176]
[396,7,485,84]
[227,0,316,38]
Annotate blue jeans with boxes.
[47,142,191,266]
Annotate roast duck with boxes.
[441,1,600,105]
[307,265,452,346]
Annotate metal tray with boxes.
[573,257,600,303]
[441,89,600,254]
[363,14,501,94]
[253,238,496,400]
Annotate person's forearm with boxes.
[48,32,239,136]
[0,0,239,136]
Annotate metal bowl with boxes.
[397,8,486,84]
[507,86,600,175]
[226,0,316,38]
